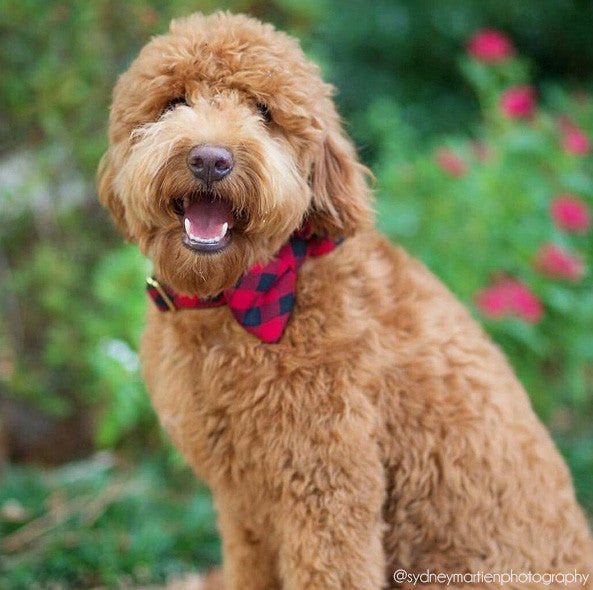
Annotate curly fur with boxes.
[98,12,593,590]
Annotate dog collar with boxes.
[146,230,343,343]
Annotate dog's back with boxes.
[359,234,593,584]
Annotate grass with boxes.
[0,451,220,589]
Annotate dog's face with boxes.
[98,12,372,296]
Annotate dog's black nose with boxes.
[187,144,234,184]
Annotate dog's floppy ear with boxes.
[97,151,131,240]
[309,112,374,237]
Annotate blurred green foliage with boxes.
[374,52,593,509]
[1,0,592,587]
[0,453,219,587]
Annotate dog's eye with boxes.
[164,97,189,112]
[256,102,272,124]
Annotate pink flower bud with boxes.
[434,148,467,177]
[475,284,507,319]
[467,29,515,62]
[499,85,536,118]
[476,278,543,323]
[550,195,591,233]
[534,243,585,282]
[561,126,591,155]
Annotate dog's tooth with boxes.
[184,221,229,245]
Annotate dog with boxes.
[98,12,593,590]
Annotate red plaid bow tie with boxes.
[146,231,342,343]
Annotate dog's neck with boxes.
[146,229,343,343]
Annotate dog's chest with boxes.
[142,309,307,486]
[140,303,384,494]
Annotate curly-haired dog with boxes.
[98,12,593,590]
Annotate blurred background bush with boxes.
[1,0,592,587]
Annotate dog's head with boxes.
[98,12,373,297]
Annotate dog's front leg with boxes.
[274,417,386,590]
[216,500,281,590]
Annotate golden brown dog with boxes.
[98,12,593,590]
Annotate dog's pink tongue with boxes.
[184,196,234,240]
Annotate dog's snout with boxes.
[187,144,234,183]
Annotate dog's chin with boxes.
[150,228,252,298]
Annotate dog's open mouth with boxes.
[175,193,235,253]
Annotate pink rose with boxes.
[475,283,507,319]
[534,243,584,282]
[561,126,591,155]
[434,148,467,177]
[467,29,515,62]
[550,195,590,233]
[499,85,536,118]
[507,281,544,323]
[476,278,543,323]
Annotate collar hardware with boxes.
[146,277,177,312]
